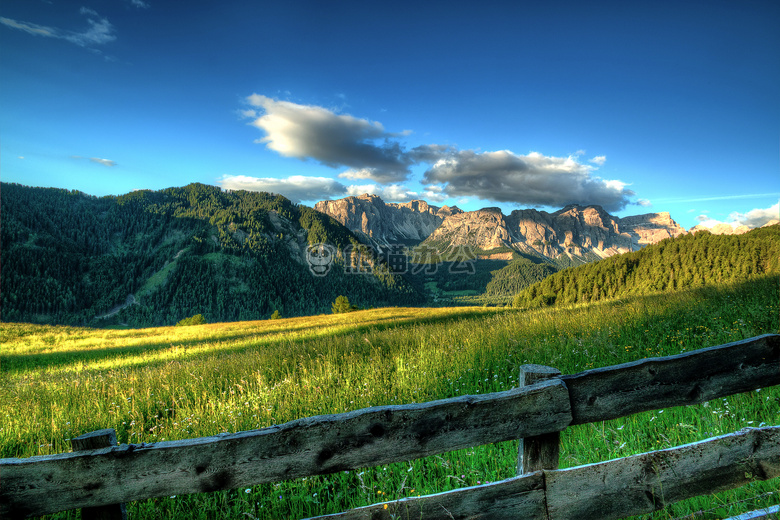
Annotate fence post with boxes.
[71,429,128,520]
[517,365,562,475]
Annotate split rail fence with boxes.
[1,334,779,519]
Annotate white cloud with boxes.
[345,184,420,202]
[343,183,448,203]
[729,202,780,228]
[244,95,412,182]
[604,179,628,191]
[1,9,115,48]
[72,155,116,167]
[218,174,346,203]
[67,9,115,46]
[589,155,607,166]
[338,168,407,184]
[695,201,779,230]
[422,150,635,212]
[694,215,740,231]
[0,17,57,38]
[421,184,448,203]
[90,157,116,167]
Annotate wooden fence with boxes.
[1,334,779,519]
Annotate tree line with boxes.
[513,225,780,308]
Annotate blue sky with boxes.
[2,0,778,230]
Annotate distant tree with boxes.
[331,295,352,314]
[270,309,282,320]
[176,313,206,326]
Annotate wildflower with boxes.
[245,489,251,493]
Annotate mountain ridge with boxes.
[315,194,687,264]
[314,194,462,246]
[1,183,421,326]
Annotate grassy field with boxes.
[1,275,778,519]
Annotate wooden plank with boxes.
[304,471,548,520]
[71,430,127,520]
[517,365,562,475]
[309,426,780,520]
[545,425,780,520]
[0,379,571,518]
[562,334,780,424]
[726,505,780,520]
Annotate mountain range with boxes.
[315,194,686,264]
[3,182,772,327]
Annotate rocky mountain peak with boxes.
[315,195,687,263]
[618,211,686,247]
[314,195,452,245]
[437,205,462,217]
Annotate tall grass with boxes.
[1,276,778,519]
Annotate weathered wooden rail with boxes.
[1,334,778,519]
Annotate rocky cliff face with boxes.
[424,207,512,251]
[314,194,461,245]
[420,204,687,261]
[618,211,688,247]
[505,205,629,259]
[315,196,686,262]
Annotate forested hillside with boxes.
[1,183,421,326]
[484,257,559,297]
[513,225,780,308]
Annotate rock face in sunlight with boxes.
[316,196,687,263]
[314,194,462,246]
[618,211,686,246]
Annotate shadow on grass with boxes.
[0,308,496,375]
[7,277,775,377]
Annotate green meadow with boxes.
[1,275,778,519]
